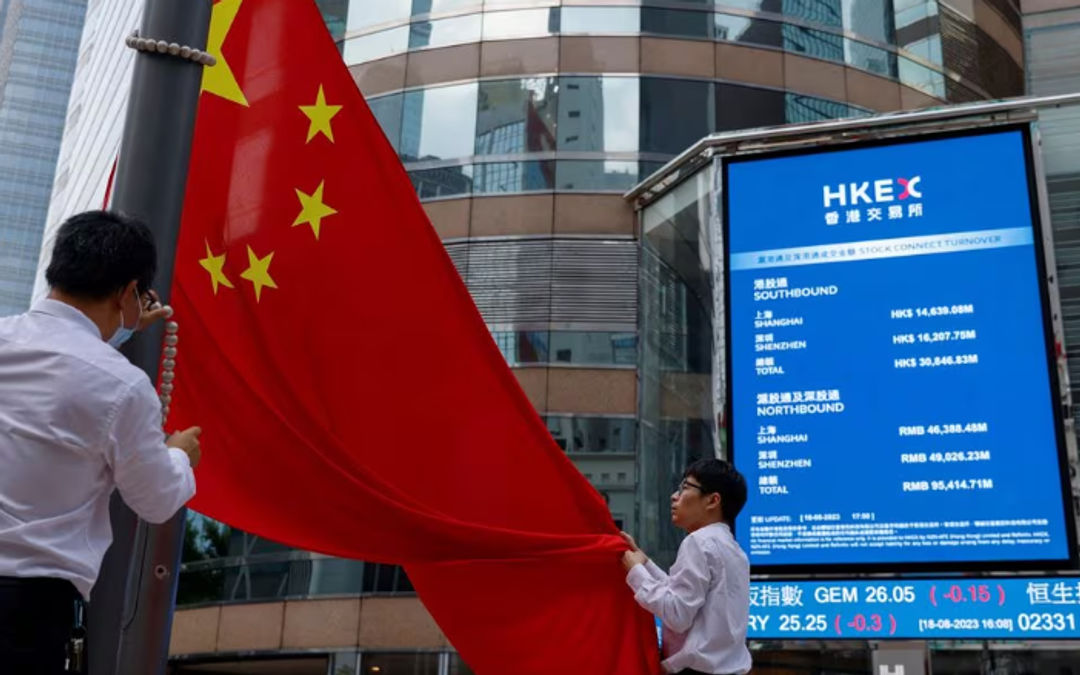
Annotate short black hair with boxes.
[46,211,157,300]
[684,458,747,526]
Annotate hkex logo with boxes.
[822,176,922,208]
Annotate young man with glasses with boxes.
[622,459,751,675]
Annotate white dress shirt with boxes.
[0,299,195,599]
[627,522,752,674]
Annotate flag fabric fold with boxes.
[169,1,660,672]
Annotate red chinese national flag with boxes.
[170,1,660,672]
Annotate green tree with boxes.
[176,513,230,605]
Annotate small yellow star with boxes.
[198,241,235,294]
[202,0,249,107]
[299,85,342,143]
[239,246,277,302]
[292,180,338,239]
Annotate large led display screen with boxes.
[725,126,1074,571]
[747,577,1080,639]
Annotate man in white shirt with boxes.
[622,459,751,675]
[0,210,201,674]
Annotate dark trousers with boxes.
[0,576,79,675]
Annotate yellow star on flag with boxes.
[198,240,235,294]
[202,0,249,107]
[240,246,277,302]
[299,85,342,143]
[293,180,338,239]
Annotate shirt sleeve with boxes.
[643,559,665,579]
[625,535,712,633]
[106,378,195,524]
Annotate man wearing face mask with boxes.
[0,210,200,673]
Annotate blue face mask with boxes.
[108,289,142,349]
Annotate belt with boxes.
[0,575,79,596]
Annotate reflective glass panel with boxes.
[473,161,556,193]
[545,415,637,453]
[409,13,482,49]
[898,56,945,97]
[561,6,641,34]
[715,83,785,131]
[315,0,350,42]
[307,558,366,595]
[642,8,713,38]
[714,13,783,47]
[716,0,784,11]
[846,38,898,77]
[484,0,550,5]
[640,78,713,155]
[783,24,845,62]
[482,8,560,41]
[412,0,481,15]
[363,562,413,592]
[400,82,479,161]
[894,0,937,31]
[342,26,409,64]
[783,0,842,27]
[493,331,549,363]
[476,78,558,155]
[494,332,639,365]
[368,93,403,152]
[785,92,858,123]
[555,161,640,191]
[551,332,638,365]
[345,0,411,32]
[843,0,895,44]
[410,165,474,198]
[558,77,639,153]
[901,34,943,66]
[639,161,667,182]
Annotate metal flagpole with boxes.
[88,2,213,673]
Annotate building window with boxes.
[345,0,411,33]
[642,8,713,39]
[640,77,713,155]
[401,82,479,162]
[544,415,636,454]
[715,84,786,132]
[493,331,637,366]
[558,76,639,153]
[368,93,403,152]
[476,78,558,155]
[561,6,640,34]
[408,13,482,50]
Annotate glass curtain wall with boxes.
[639,170,718,567]
[0,0,86,316]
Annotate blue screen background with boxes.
[726,130,1070,567]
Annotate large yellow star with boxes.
[240,246,277,302]
[299,85,342,143]
[201,0,249,106]
[198,241,235,294]
[292,180,338,239]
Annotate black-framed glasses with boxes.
[677,479,706,494]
